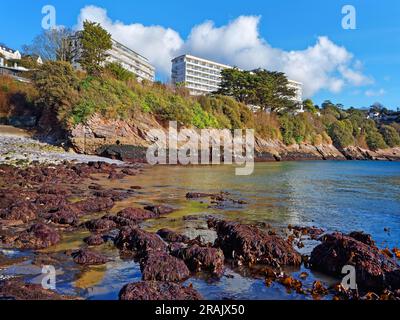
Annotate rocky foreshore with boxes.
[0,158,399,300]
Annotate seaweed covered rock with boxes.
[119,281,202,300]
[85,218,117,233]
[75,197,114,213]
[71,249,109,266]
[208,219,301,267]
[172,244,225,277]
[117,207,158,222]
[84,234,105,246]
[140,252,190,282]
[2,223,60,250]
[310,232,400,291]
[157,229,190,243]
[114,227,167,258]
[144,205,175,216]
[0,279,78,300]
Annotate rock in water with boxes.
[0,279,78,300]
[2,223,60,250]
[119,281,202,300]
[140,252,190,282]
[172,245,225,277]
[310,232,400,291]
[208,219,301,267]
[71,249,109,266]
[114,227,167,258]
[144,205,175,215]
[157,229,190,243]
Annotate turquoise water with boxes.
[135,161,400,249]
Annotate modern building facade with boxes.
[287,79,303,105]
[171,54,303,104]
[171,54,232,95]
[71,33,155,82]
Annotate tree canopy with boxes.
[23,27,75,63]
[78,21,112,76]
[217,68,296,112]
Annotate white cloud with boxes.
[365,89,386,97]
[76,6,373,97]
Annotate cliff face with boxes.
[67,113,400,162]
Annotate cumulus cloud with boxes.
[76,5,372,97]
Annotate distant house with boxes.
[0,43,34,82]
[0,44,21,61]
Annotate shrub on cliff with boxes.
[363,120,387,150]
[328,120,354,149]
[0,75,38,118]
[379,125,400,147]
[33,61,79,112]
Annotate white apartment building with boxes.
[287,79,303,105]
[171,54,303,104]
[171,54,232,95]
[71,33,155,82]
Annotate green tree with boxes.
[217,68,296,112]
[33,61,78,111]
[303,99,318,113]
[78,21,112,76]
[328,120,354,149]
[380,125,400,147]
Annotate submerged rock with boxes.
[208,219,301,267]
[71,249,109,266]
[310,232,400,292]
[140,252,190,282]
[172,244,225,277]
[119,281,202,300]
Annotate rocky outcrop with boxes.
[114,227,167,258]
[310,232,400,292]
[0,279,79,300]
[172,245,225,277]
[67,113,400,162]
[2,223,61,250]
[140,252,191,282]
[208,219,301,267]
[119,281,202,300]
[71,249,109,266]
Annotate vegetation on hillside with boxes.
[1,20,399,152]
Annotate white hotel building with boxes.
[171,54,232,95]
[171,54,303,104]
[71,34,155,82]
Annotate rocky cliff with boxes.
[67,113,400,163]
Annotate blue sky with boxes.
[1,0,399,109]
